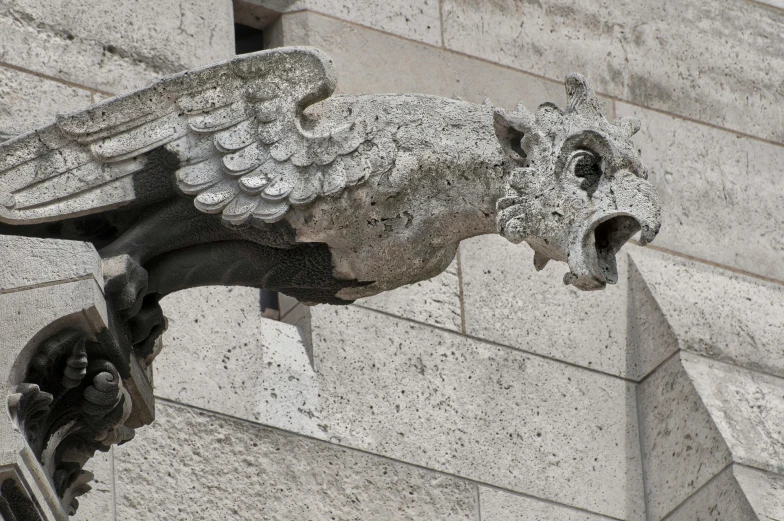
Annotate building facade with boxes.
[0,0,783,519]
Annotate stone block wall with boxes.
[1,0,782,520]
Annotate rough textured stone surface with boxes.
[357,259,461,331]
[626,252,679,380]
[308,306,644,520]
[733,464,784,521]
[267,11,571,108]
[617,103,784,281]
[243,0,442,45]
[155,286,322,436]
[637,354,732,521]
[442,0,784,142]
[0,66,92,136]
[664,465,758,521]
[0,0,234,93]
[682,353,784,475]
[154,303,644,519]
[114,402,478,521]
[629,246,784,378]
[479,487,615,521]
[0,235,102,292]
[460,234,629,377]
[72,449,114,521]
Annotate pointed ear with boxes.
[615,116,641,137]
[493,108,535,162]
[565,73,602,118]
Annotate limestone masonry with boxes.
[0,1,782,520]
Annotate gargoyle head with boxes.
[493,74,661,290]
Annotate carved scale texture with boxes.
[0,47,397,226]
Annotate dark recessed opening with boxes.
[234,23,265,54]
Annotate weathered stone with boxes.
[733,464,784,521]
[480,487,615,521]
[460,234,629,377]
[664,465,758,521]
[155,286,323,437]
[0,235,102,292]
[72,449,114,521]
[682,353,784,475]
[626,251,679,380]
[268,11,571,108]
[0,66,92,136]
[442,0,784,143]
[113,401,478,521]
[0,0,234,93]
[153,303,644,519]
[242,0,442,45]
[629,246,784,378]
[637,353,732,521]
[618,103,784,281]
[357,259,461,331]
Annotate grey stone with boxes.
[617,103,784,281]
[357,259,462,331]
[153,303,645,519]
[733,464,784,521]
[242,0,442,45]
[0,235,102,292]
[0,66,92,136]
[682,353,784,475]
[479,487,615,521]
[268,11,577,108]
[626,250,679,380]
[72,449,115,521]
[0,0,235,93]
[0,46,660,319]
[664,465,758,521]
[113,401,478,521]
[460,234,629,377]
[637,353,732,521]
[629,246,784,378]
[442,0,784,143]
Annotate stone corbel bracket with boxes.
[0,235,155,521]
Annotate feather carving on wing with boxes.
[0,47,397,226]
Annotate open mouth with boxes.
[591,215,641,285]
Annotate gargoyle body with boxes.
[0,47,661,339]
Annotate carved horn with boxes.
[565,73,602,117]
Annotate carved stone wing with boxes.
[0,47,396,225]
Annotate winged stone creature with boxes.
[0,47,661,353]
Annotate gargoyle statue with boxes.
[0,47,661,349]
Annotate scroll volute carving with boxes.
[8,328,135,517]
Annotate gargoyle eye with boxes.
[569,150,603,196]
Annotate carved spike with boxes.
[565,73,602,117]
[194,179,240,213]
[615,116,641,137]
